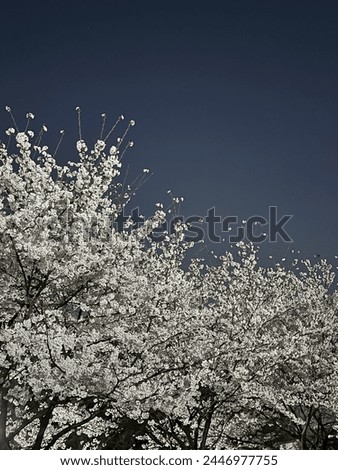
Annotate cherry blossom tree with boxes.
[1,108,337,450]
[0,109,200,449]
[140,246,338,450]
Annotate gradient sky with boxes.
[1,0,338,266]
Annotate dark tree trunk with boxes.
[32,405,55,449]
[300,406,313,450]
[0,396,9,449]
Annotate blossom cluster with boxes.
[0,112,337,450]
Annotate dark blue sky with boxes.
[1,0,338,265]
